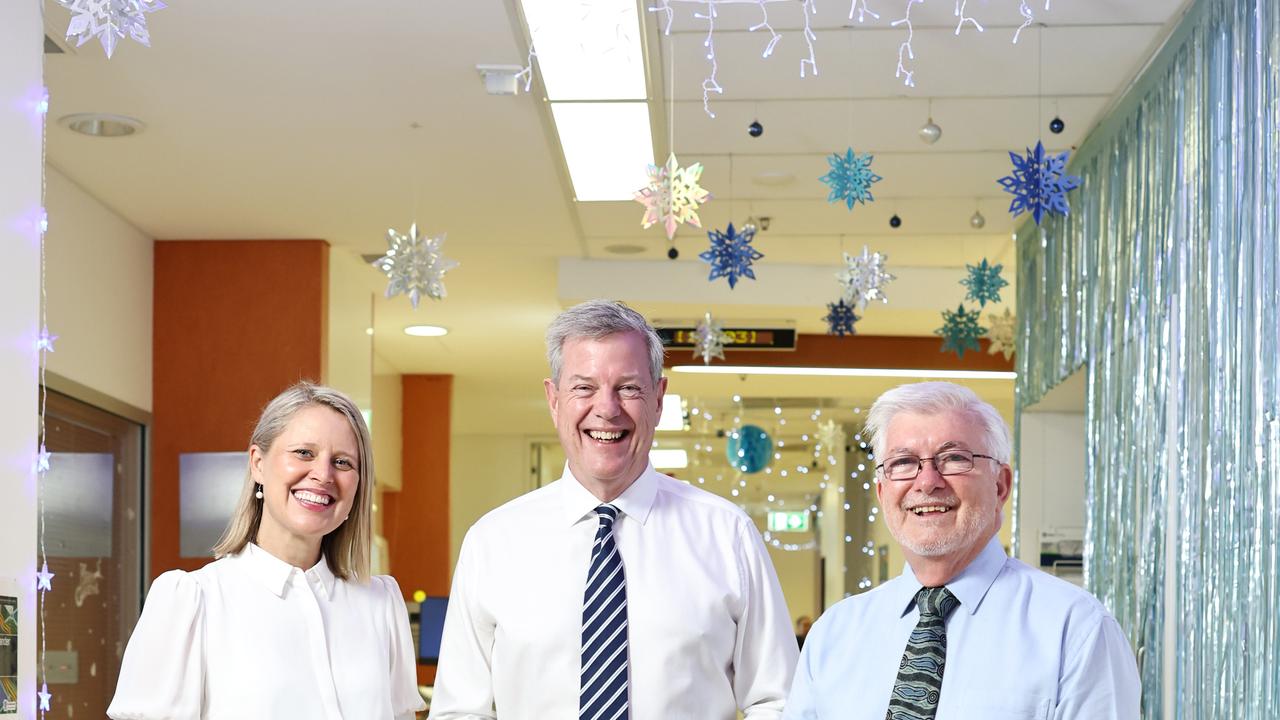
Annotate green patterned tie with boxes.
[886,586,960,720]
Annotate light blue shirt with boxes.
[783,536,1140,720]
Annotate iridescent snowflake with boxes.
[59,0,167,59]
[693,312,731,364]
[961,258,1008,307]
[820,148,882,210]
[985,307,1016,360]
[824,299,860,336]
[935,304,987,357]
[837,245,895,309]
[371,223,459,309]
[997,141,1081,225]
[635,153,711,240]
[699,223,763,288]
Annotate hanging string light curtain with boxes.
[1014,0,1280,716]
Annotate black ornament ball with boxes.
[667,246,679,260]
[748,120,764,138]
[889,214,902,229]
[1049,116,1065,134]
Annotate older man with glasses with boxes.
[782,382,1139,720]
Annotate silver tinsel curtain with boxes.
[1014,0,1279,716]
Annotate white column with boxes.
[0,1,44,718]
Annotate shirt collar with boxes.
[892,534,1008,618]
[240,542,336,599]
[559,462,659,527]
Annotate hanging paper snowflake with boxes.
[824,299,860,336]
[960,258,1008,307]
[820,149,882,210]
[634,153,711,241]
[370,223,459,309]
[815,419,839,454]
[935,304,987,357]
[699,223,763,288]
[836,245,895,309]
[59,0,167,59]
[693,312,731,364]
[997,141,1081,225]
[986,307,1016,360]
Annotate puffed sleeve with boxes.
[107,570,205,720]
[378,575,429,720]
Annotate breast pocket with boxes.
[952,696,1052,719]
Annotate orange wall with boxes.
[382,374,451,685]
[152,240,329,578]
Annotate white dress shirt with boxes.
[430,464,798,720]
[783,535,1140,719]
[108,543,426,720]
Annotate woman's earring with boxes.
[255,484,264,500]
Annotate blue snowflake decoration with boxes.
[960,258,1008,307]
[823,299,860,336]
[820,148,882,210]
[699,223,763,288]
[935,304,987,357]
[997,141,1081,224]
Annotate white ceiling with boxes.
[42,0,1189,438]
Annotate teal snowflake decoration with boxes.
[935,304,987,357]
[820,148,882,210]
[960,258,1008,307]
[823,299,860,336]
[699,223,763,288]
[997,141,1081,225]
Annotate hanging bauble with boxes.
[1049,116,1065,134]
[667,246,679,260]
[748,120,764,137]
[889,214,902,228]
[726,424,773,473]
[918,118,942,144]
[970,210,986,229]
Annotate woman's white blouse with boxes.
[107,543,426,720]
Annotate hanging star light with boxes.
[997,141,1082,225]
[693,312,731,364]
[960,258,1008,307]
[36,328,57,353]
[935,304,987,357]
[824,299,860,336]
[58,0,167,59]
[634,153,711,241]
[836,245,895,309]
[699,223,763,288]
[38,682,52,712]
[986,307,1016,360]
[36,561,55,592]
[370,223,459,310]
[36,445,51,474]
[820,148,882,209]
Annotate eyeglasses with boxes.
[876,449,1000,481]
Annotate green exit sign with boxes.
[767,510,810,533]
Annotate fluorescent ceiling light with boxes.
[519,0,646,100]
[650,449,688,469]
[671,365,1017,380]
[657,394,684,431]
[404,325,448,337]
[551,102,653,201]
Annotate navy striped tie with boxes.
[580,504,629,720]
[886,586,960,720]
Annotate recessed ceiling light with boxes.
[404,325,448,337]
[603,243,646,255]
[59,113,144,137]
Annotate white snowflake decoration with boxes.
[693,312,731,364]
[59,0,167,59]
[836,245,895,309]
[371,223,459,309]
[986,307,1016,360]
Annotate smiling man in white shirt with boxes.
[430,299,797,720]
[783,382,1140,720]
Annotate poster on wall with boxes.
[0,591,15,715]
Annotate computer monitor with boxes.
[417,596,449,665]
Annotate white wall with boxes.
[1,3,44,715]
[449,434,534,571]
[327,247,373,410]
[44,166,153,411]
[1017,411,1087,569]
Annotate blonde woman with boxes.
[109,383,426,720]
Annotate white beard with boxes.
[888,491,996,558]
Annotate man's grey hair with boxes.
[546,299,665,385]
[864,382,1012,464]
